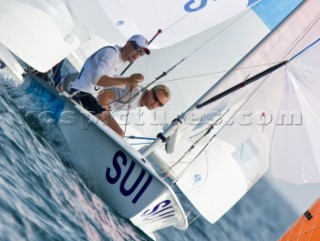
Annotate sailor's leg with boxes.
[96,111,125,138]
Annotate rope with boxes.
[123,91,132,135]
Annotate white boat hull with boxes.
[20,74,188,234]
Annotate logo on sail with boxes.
[193,174,202,184]
[116,20,124,26]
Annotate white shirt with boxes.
[72,46,124,97]
[107,86,144,112]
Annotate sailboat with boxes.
[0,0,319,238]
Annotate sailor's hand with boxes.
[127,73,144,91]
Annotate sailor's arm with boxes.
[96,74,143,91]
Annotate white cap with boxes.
[128,34,150,55]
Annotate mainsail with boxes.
[66,0,261,48]
[0,0,263,73]
[142,0,320,223]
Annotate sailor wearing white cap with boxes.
[71,34,150,117]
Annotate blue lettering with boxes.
[143,200,171,215]
[106,150,127,184]
[132,175,153,204]
[120,160,145,196]
[184,1,258,13]
[106,150,153,204]
[141,200,175,222]
[184,0,208,13]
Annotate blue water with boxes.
[0,75,298,241]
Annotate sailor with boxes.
[70,34,150,120]
[97,84,171,137]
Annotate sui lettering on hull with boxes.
[106,150,153,204]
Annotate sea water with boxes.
[0,75,298,241]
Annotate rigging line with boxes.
[173,72,272,183]
[165,126,214,172]
[112,55,185,113]
[110,88,145,116]
[156,62,282,83]
[161,109,231,176]
[172,134,215,184]
[147,8,252,84]
[192,12,320,109]
[162,12,191,33]
[112,57,186,114]
[188,109,230,140]
[109,87,145,115]
[123,91,132,135]
[176,11,320,109]
[279,12,320,63]
[107,89,131,106]
[110,91,137,115]
[141,58,187,91]
[291,37,320,61]
[193,12,320,110]
[189,214,201,226]
[139,8,252,85]
[289,14,320,61]
[121,29,162,75]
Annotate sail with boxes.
[144,0,320,223]
[0,0,88,72]
[66,0,261,48]
[117,0,303,142]
[0,0,264,73]
[65,0,272,76]
[271,40,320,184]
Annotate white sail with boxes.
[144,0,320,223]
[0,0,263,73]
[66,0,261,48]
[271,39,320,184]
[65,0,270,77]
[0,0,88,72]
[119,0,303,141]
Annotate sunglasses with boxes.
[132,42,145,56]
[152,88,164,107]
